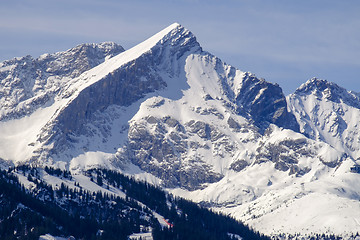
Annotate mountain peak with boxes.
[293,77,360,109]
[296,77,334,93]
[159,22,183,34]
[166,22,182,30]
[294,77,343,100]
[129,22,198,54]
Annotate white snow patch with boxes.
[39,234,68,240]
[0,101,60,162]
[70,151,115,173]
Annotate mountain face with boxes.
[0,23,360,238]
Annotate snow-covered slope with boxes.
[0,23,359,237]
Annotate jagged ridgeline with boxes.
[0,167,269,240]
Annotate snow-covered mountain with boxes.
[288,78,360,159]
[0,23,359,237]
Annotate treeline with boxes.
[89,169,270,240]
[0,168,151,240]
[0,166,271,240]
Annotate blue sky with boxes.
[1,0,359,94]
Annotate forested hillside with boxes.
[0,167,268,240]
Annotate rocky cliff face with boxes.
[233,73,299,132]
[126,116,223,190]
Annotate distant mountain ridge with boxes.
[288,77,360,158]
[0,42,124,121]
[0,23,359,237]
